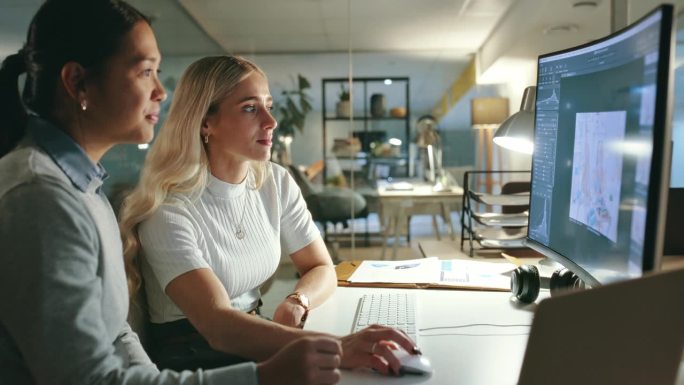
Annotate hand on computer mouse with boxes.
[338,324,420,375]
[392,348,433,375]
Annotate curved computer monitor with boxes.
[664,10,684,255]
[526,5,674,287]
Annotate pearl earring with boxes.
[204,134,209,144]
[80,100,87,111]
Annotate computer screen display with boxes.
[670,46,684,188]
[527,5,674,286]
[663,14,684,255]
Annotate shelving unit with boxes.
[321,77,410,184]
[460,170,531,256]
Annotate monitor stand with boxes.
[537,256,563,272]
[537,257,564,289]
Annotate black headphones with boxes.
[510,265,585,303]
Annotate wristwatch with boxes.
[286,291,310,323]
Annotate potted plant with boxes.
[336,83,351,118]
[273,74,312,165]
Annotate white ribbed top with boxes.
[138,163,320,324]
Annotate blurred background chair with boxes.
[287,164,367,262]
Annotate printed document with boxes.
[347,257,514,289]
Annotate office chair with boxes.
[287,165,367,262]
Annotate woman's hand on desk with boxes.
[257,336,342,385]
[339,325,419,375]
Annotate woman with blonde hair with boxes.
[119,55,420,374]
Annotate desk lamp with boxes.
[492,86,536,154]
[493,86,562,272]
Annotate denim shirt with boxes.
[28,115,109,194]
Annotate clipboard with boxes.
[335,260,511,291]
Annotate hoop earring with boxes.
[80,100,87,111]
[204,134,209,144]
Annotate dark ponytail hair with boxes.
[0,52,27,156]
[0,0,150,157]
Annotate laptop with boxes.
[518,268,684,385]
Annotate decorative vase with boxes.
[390,106,406,118]
[336,100,351,118]
[370,93,386,117]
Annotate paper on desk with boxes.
[438,259,513,290]
[348,257,441,283]
[386,181,414,191]
[348,257,515,290]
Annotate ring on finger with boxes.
[370,342,378,354]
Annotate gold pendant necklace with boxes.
[234,189,249,240]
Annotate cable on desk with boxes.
[419,332,529,337]
[420,323,531,332]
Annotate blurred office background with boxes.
[3,1,684,293]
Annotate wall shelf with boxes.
[321,77,410,183]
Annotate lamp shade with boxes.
[471,97,509,129]
[493,86,536,154]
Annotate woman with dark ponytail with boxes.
[0,50,28,155]
[0,1,343,385]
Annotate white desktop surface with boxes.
[305,286,544,385]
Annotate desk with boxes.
[306,286,684,385]
[376,181,464,259]
[418,239,475,260]
[305,286,543,385]
[418,239,543,261]
[418,239,684,273]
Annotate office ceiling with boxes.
[0,0,514,56]
[1,0,683,116]
[178,0,512,54]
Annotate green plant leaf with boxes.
[298,74,311,90]
[300,97,312,114]
[286,98,300,116]
[274,74,312,138]
[338,83,350,101]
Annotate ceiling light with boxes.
[543,24,580,35]
[384,79,392,85]
[573,1,599,9]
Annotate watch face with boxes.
[289,292,310,309]
[299,293,310,308]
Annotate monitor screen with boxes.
[670,48,684,188]
[526,5,674,287]
[663,18,684,255]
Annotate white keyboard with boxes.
[352,293,418,342]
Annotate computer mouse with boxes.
[392,349,433,375]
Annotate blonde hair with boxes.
[119,55,270,296]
